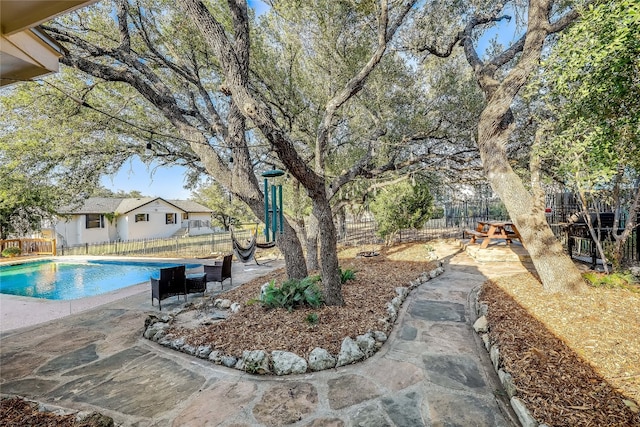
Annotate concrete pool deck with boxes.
[0,256,283,333]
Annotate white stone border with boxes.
[472,291,551,427]
[143,263,446,375]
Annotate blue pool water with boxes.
[0,260,202,300]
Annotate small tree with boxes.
[191,180,256,230]
[533,0,640,271]
[369,176,434,243]
[0,169,58,239]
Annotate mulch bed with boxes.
[481,281,640,426]
[172,253,434,358]
[0,397,113,427]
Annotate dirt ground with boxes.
[2,242,638,426]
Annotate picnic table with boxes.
[465,220,524,249]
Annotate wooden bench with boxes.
[465,229,488,245]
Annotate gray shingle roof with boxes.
[168,199,214,213]
[57,197,213,214]
[57,198,124,214]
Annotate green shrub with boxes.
[369,176,434,242]
[339,267,356,284]
[1,247,21,257]
[305,313,319,325]
[583,271,639,293]
[260,276,324,311]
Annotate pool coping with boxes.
[0,256,216,333]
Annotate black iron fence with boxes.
[545,191,640,264]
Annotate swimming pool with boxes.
[0,259,202,300]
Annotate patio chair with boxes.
[151,265,187,310]
[204,253,232,290]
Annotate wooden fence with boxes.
[57,229,255,258]
[0,238,57,256]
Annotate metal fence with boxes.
[339,197,639,265]
[545,191,640,263]
[338,199,510,246]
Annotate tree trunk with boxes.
[278,219,308,279]
[313,196,343,306]
[478,106,586,293]
[460,0,588,294]
[305,215,320,271]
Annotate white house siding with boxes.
[125,201,182,240]
[55,215,113,246]
[117,215,128,241]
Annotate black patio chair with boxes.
[203,253,232,290]
[151,265,186,310]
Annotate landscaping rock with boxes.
[196,345,212,359]
[271,351,307,375]
[490,346,500,372]
[480,333,490,351]
[143,322,169,340]
[218,299,232,309]
[220,355,237,368]
[169,337,186,351]
[511,397,538,427]
[390,296,401,310]
[144,314,172,328]
[395,287,408,300]
[208,350,222,363]
[336,337,365,367]
[473,316,488,333]
[230,302,241,313]
[430,266,445,279]
[498,369,517,398]
[386,303,398,322]
[308,347,336,371]
[241,350,270,374]
[78,412,115,427]
[371,330,387,343]
[356,333,376,357]
[182,344,197,355]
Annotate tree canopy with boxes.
[531,0,640,270]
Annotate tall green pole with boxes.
[264,177,269,242]
[271,184,277,238]
[278,184,283,235]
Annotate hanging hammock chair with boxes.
[231,231,257,263]
[230,230,278,265]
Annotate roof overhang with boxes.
[0,0,98,87]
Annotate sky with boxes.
[100,1,519,200]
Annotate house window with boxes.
[135,213,149,222]
[86,214,104,229]
[181,213,189,220]
[166,213,176,224]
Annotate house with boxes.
[1,1,99,86]
[53,197,215,246]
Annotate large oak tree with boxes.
[414,0,589,292]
